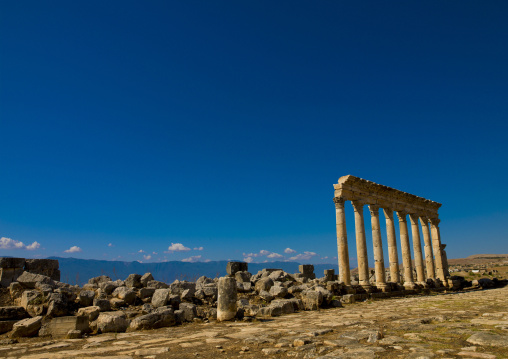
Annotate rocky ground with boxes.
[1,285,507,359]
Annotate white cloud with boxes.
[243,249,272,258]
[166,243,191,252]
[64,246,82,253]
[0,237,40,251]
[243,256,253,263]
[289,251,318,261]
[26,241,41,250]
[108,243,114,247]
[181,255,201,263]
[138,249,145,253]
[152,251,158,255]
[204,259,211,262]
[193,246,204,251]
[143,254,152,260]
[267,252,283,259]
[284,247,296,254]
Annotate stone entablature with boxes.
[334,175,441,219]
[333,175,449,291]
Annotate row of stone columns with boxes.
[334,197,447,290]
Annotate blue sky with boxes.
[1,1,507,266]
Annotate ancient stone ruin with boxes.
[0,176,503,343]
[334,175,450,290]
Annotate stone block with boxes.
[299,264,315,279]
[0,257,25,269]
[97,311,129,333]
[25,259,60,281]
[0,306,28,321]
[46,316,89,338]
[0,268,24,287]
[226,261,248,276]
[0,320,17,334]
[16,271,54,289]
[10,316,42,338]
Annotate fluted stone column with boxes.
[419,217,435,279]
[397,211,416,289]
[369,205,388,291]
[352,200,370,289]
[334,197,350,285]
[409,214,426,286]
[430,218,446,282]
[383,208,400,284]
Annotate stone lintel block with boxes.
[0,306,29,321]
[226,262,248,276]
[47,316,89,337]
[299,264,314,275]
[0,268,24,287]
[0,258,26,269]
[25,259,59,271]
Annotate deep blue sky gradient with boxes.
[1,1,507,265]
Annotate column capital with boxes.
[333,197,346,207]
[396,211,407,222]
[429,217,440,226]
[419,216,429,225]
[382,208,394,219]
[351,200,364,213]
[368,204,380,216]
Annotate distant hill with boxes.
[49,257,339,286]
[448,254,508,266]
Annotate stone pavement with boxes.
[1,286,507,359]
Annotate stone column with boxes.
[368,204,388,291]
[217,277,237,321]
[352,200,370,289]
[383,208,400,284]
[430,218,446,282]
[409,214,426,286]
[419,217,435,279]
[334,197,351,285]
[396,211,416,289]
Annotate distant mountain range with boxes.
[49,257,339,286]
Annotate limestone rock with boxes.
[97,311,129,333]
[255,277,274,293]
[125,274,142,288]
[112,286,137,305]
[179,302,198,322]
[140,272,154,287]
[78,290,96,307]
[129,308,176,330]
[235,271,251,283]
[270,285,288,298]
[152,288,170,308]
[77,306,100,321]
[93,298,111,312]
[47,293,69,317]
[139,287,155,299]
[147,280,169,289]
[466,332,508,348]
[16,271,54,289]
[10,316,42,338]
[88,275,111,285]
[301,290,323,310]
[0,306,28,321]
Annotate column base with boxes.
[416,281,428,288]
[403,281,417,290]
[375,283,390,292]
